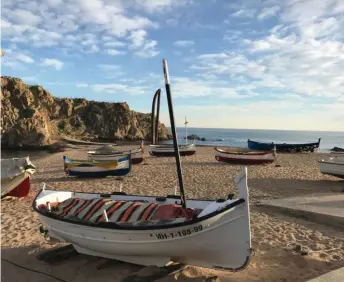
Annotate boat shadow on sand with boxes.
[249,178,344,199]
[1,244,220,282]
[2,244,342,282]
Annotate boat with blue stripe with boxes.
[63,155,131,177]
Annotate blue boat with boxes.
[247,138,321,153]
[63,155,131,177]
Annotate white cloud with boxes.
[173,40,194,47]
[107,49,126,56]
[133,0,192,13]
[258,5,280,20]
[8,9,42,26]
[90,83,149,96]
[232,9,256,18]
[104,41,126,48]
[41,58,64,70]
[128,29,147,49]
[17,54,34,64]
[192,52,266,78]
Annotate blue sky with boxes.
[1,0,344,131]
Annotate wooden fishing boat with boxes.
[87,144,143,165]
[33,166,251,270]
[1,157,36,198]
[63,155,131,178]
[247,138,321,153]
[149,143,196,157]
[215,147,275,165]
[33,59,252,271]
[319,157,344,179]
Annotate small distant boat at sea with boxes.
[215,147,275,165]
[63,155,131,177]
[149,143,196,157]
[1,157,36,198]
[319,157,344,179]
[247,138,321,153]
[87,143,144,164]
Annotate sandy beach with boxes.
[1,146,344,282]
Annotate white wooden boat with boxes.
[215,147,275,165]
[319,157,344,179]
[149,143,196,157]
[33,167,251,270]
[1,157,36,198]
[87,145,143,164]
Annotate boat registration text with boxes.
[152,225,203,240]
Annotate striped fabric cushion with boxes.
[51,198,162,224]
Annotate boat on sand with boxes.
[87,143,144,164]
[33,59,252,271]
[247,138,321,153]
[319,157,344,179]
[1,157,36,198]
[215,147,275,165]
[149,143,196,157]
[63,155,131,177]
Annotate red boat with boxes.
[215,147,275,165]
[1,157,36,198]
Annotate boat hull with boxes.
[319,159,344,179]
[149,144,196,157]
[1,173,31,198]
[247,138,321,153]
[64,156,131,178]
[88,150,143,165]
[215,148,274,165]
[33,168,251,271]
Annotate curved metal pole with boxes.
[162,59,186,209]
[155,91,161,144]
[150,89,161,145]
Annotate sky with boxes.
[1,0,344,132]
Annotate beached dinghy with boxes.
[215,147,275,165]
[34,59,251,271]
[1,157,36,198]
[87,143,144,164]
[63,155,131,177]
[149,143,196,157]
[247,138,321,153]
[319,157,344,179]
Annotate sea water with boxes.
[161,128,344,152]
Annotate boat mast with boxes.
[162,59,187,209]
[185,116,188,144]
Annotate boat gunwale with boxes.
[32,189,245,231]
[318,160,344,166]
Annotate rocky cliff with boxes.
[1,76,171,149]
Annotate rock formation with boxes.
[1,76,171,149]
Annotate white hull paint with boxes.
[319,157,344,179]
[34,168,251,270]
[66,159,129,173]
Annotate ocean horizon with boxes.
[161,127,344,152]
